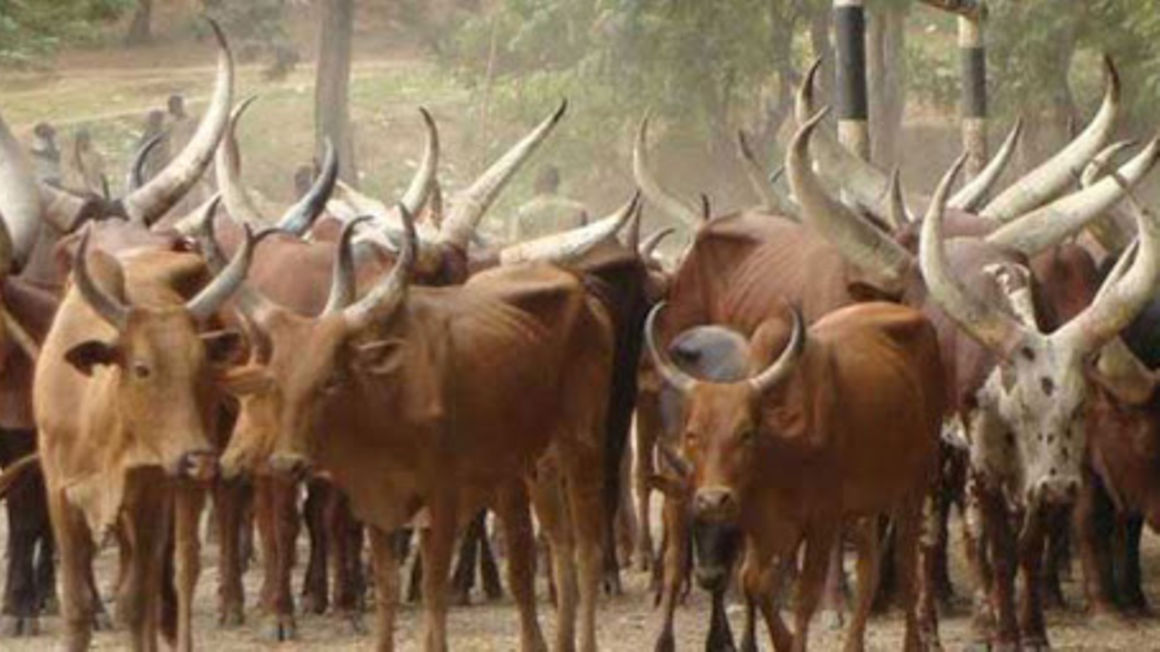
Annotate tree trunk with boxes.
[125,0,153,46]
[867,3,907,169]
[315,0,359,186]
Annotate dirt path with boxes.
[3,507,1160,651]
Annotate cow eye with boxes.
[133,362,151,379]
[740,429,758,445]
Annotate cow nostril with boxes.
[1049,467,1057,477]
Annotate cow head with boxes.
[645,302,804,585]
[66,222,252,481]
[216,212,416,481]
[919,158,1160,506]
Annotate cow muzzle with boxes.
[693,486,740,523]
[177,450,219,483]
[268,452,313,481]
[691,519,741,591]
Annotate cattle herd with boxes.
[4,17,1160,652]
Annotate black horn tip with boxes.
[550,99,568,124]
[205,17,229,52]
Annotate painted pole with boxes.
[834,0,870,160]
[959,9,987,177]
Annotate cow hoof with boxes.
[0,615,39,637]
[92,610,114,632]
[346,614,368,635]
[300,592,327,616]
[603,571,623,597]
[653,629,675,652]
[819,609,844,630]
[218,605,245,628]
[264,616,297,642]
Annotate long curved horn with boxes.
[640,227,675,259]
[885,168,912,228]
[126,134,166,193]
[0,113,43,265]
[1080,139,1137,188]
[121,18,233,226]
[748,304,805,394]
[400,108,440,216]
[980,57,1120,222]
[498,192,639,265]
[323,215,373,315]
[343,204,415,330]
[276,138,338,235]
[1053,174,1160,355]
[195,194,281,325]
[215,95,264,226]
[439,100,567,248]
[737,130,794,218]
[0,211,12,276]
[792,58,904,215]
[919,154,1027,358]
[644,303,695,395]
[986,136,1160,257]
[625,197,642,251]
[633,116,701,228]
[73,226,130,331]
[186,222,256,322]
[948,117,1024,212]
[787,108,914,292]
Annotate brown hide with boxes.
[0,277,59,429]
[1084,383,1160,528]
[681,302,943,528]
[663,211,861,339]
[34,248,229,535]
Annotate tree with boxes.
[0,0,135,68]
[315,0,358,185]
[125,0,152,46]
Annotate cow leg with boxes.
[495,481,548,652]
[531,460,579,652]
[615,441,639,577]
[1017,507,1049,650]
[121,489,172,652]
[255,475,299,641]
[478,514,504,601]
[633,402,660,573]
[892,499,925,652]
[843,518,880,652]
[705,586,737,652]
[651,493,688,652]
[963,475,994,645]
[35,524,58,616]
[450,510,482,606]
[48,488,96,652]
[1040,504,1069,610]
[173,484,205,652]
[327,487,366,633]
[819,539,848,629]
[1075,472,1119,619]
[301,478,330,615]
[979,486,1019,651]
[1120,515,1149,616]
[368,526,400,652]
[794,526,840,652]
[739,548,791,652]
[916,492,944,651]
[563,446,607,652]
[213,476,249,627]
[419,495,458,652]
[0,430,45,637]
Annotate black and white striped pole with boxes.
[959,7,987,177]
[834,0,870,161]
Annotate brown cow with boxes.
[33,226,254,651]
[207,99,570,638]
[646,300,944,652]
[219,207,617,651]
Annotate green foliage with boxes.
[200,0,293,63]
[0,0,135,67]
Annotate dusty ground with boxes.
[3,503,1160,651]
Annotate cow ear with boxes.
[216,365,272,397]
[351,338,407,376]
[64,340,120,376]
[201,329,246,366]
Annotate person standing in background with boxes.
[136,109,169,184]
[68,129,107,195]
[29,123,62,187]
[510,165,589,241]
